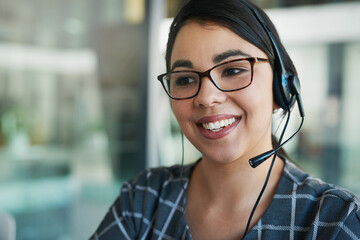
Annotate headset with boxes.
[242,0,305,168]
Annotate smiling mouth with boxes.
[202,117,236,132]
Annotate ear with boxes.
[273,101,281,112]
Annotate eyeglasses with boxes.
[157,57,269,100]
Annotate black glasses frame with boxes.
[157,57,269,100]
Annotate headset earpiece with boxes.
[273,71,297,111]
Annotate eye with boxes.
[174,75,197,87]
[222,67,247,77]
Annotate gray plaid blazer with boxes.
[90,159,360,240]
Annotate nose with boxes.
[194,76,227,107]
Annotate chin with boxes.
[201,150,246,165]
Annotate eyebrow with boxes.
[213,50,251,64]
[171,60,193,71]
[170,49,251,71]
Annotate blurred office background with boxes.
[0,0,359,239]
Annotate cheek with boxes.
[241,83,274,109]
[249,71,274,109]
[237,78,274,125]
[171,100,191,126]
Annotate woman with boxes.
[91,0,360,239]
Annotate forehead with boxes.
[170,21,266,67]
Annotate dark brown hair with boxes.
[165,0,297,76]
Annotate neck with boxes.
[190,154,284,208]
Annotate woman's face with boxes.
[170,21,275,164]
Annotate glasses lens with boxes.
[210,59,252,90]
[162,72,199,99]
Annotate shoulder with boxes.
[281,160,360,238]
[124,163,191,193]
[120,162,196,207]
[90,163,196,239]
[282,160,359,206]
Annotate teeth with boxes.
[202,117,236,132]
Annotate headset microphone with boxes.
[249,111,304,168]
[249,149,278,168]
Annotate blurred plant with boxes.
[0,107,33,145]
